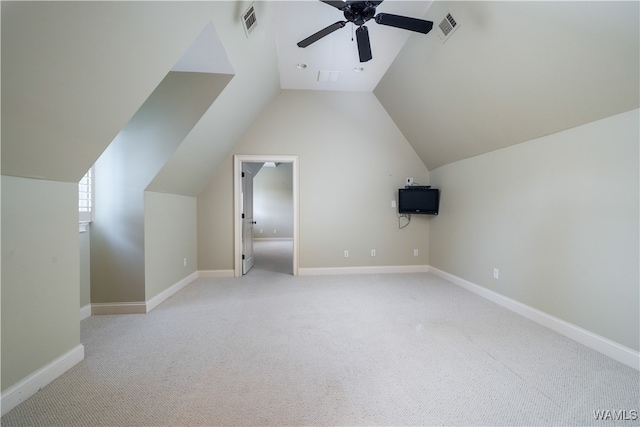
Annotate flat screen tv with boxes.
[398,187,440,215]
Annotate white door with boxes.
[242,165,255,274]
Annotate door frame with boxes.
[233,155,299,277]
[241,163,255,274]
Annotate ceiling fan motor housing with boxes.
[344,2,378,26]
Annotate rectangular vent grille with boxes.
[318,70,342,83]
[437,12,460,43]
[242,4,257,37]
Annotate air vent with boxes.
[437,12,460,43]
[318,70,342,83]
[242,3,257,37]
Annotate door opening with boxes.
[241,163,256,274]
[233,155,299,277]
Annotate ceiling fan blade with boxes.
[355,25,372,62]
[297,21,347,48]
[320,0,348,10]
[374,13,433,34]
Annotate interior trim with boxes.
[198,270,235,278]
[146,272,198,313]
[91,302,147,315]
[79,304,92,320]
[233,155,300,278]
[1,344,85,416]
[299,265,429,276]
[428,266,640,370]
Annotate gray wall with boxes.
[144,192,197,300]
[198,159,235,271]
[375,1,639,170]
[198,90,431,270]
[253,163,293,239]
[1,177,81,391]
[79,228,91,308]
[429,109,639,351]
[91,71,230,303]
[1,1,228,183]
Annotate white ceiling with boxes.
[171,21,234,75]
[273,0,432,92]
[4,1,636,187]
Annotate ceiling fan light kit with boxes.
[297,0,434,63]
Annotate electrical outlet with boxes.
[371,249,376,257]
[344,250,349,258]
[273,229,277,234]
[493,268,499,279]
[391,200,396,208]
[413,249,419,257]
[183,258,187,267]
[260,229,263,234]
[406,177,414,186]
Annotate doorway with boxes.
[233,155,299,277]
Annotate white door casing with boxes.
[233,155,299,277]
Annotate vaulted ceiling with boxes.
[273,0,432,92]
[374,1,640,170]
[2,1,638,194]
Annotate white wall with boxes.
[429,110,639,351]
[1,177,81,391]
[144,192,197,300]
[253,163,293,239]
[198,90,431,271]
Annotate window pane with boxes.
[78,168,93,217]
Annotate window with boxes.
[79,167,93,226]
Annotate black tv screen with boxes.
[398,188,440,215]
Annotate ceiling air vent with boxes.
[437,12,460,43]
[318,70,342,83]
[242,3,257,38]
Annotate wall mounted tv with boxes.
[398,187,440,215]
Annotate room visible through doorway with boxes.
[233,155,299,277]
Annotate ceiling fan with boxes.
[297,0,433,63]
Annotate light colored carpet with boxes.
[2,241,638,426]
[250,239,293,275]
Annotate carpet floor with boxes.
[2,241,638,426]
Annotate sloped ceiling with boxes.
[148,1,281,196]
[1,1,233,183]
[273,0,432,92]
[375,1,640,170]
[3,1,637,191]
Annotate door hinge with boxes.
[242,213,245,219]
[242,172,245,178]
[242,254,245,260]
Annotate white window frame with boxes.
[79,167,94,230]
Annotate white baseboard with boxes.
[91,272,223,315]
[146,272,198,313]
[299,265,429,276]
[428,266,640,370]
[91,302,147,315]
[1,344,85,416]
[198,269,235,278]
[79,304,92,320]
